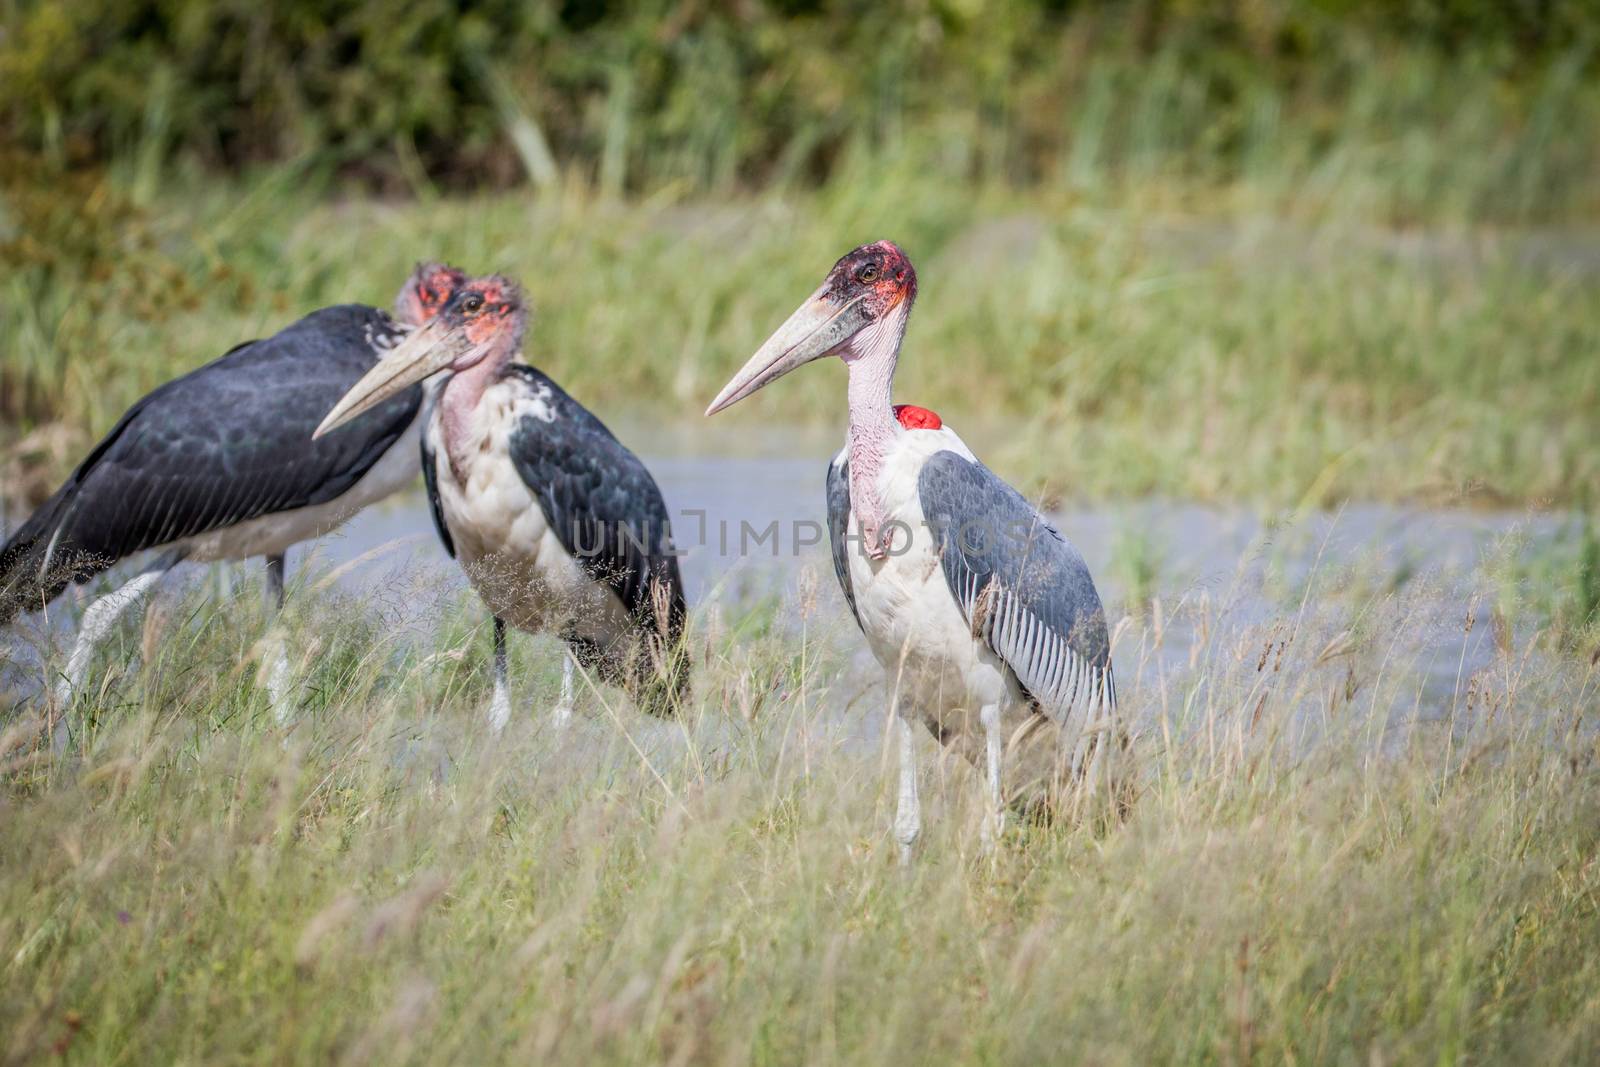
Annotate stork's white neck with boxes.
[842,299,909,557]
[439,335,517,484]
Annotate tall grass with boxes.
[3,169,1597,510]
[2,534,1598,1063]
[5,10,1598,511]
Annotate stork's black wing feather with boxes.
[1,305,421,621]
[825,453,862,629]
[503,366,688,687]
[418,386,455,559]
[917,450,1114,719]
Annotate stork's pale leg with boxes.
[55,551,183,708]
[551,652,575,730]
[263,553,295,725]
[487,616,512,733]
[894,714,922,866]
[1083,692,1123,813]
[979,703,1006,854]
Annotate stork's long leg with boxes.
[894,714,922,866]
[979,703,1006,853]
[487,616,512,732]
[551,652,575,729]
[265,553,287,611]
[54,549,185,718]
[1082,692,1124,813]
[263,553,295,725]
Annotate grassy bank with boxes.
[6,5,1599,512]
[2,547,1599,1063]
[4,169,1599,510]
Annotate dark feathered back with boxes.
[1,305,420,622]
[501,364,690,713]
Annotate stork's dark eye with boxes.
[462,294,485,313]
[857,264,879,283]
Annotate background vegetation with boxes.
[6,183,1599,512]
[4,0,1598,209]
[4,1,1598,509]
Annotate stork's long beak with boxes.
[705,288,872,416]
[314,318,472,439]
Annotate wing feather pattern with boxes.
[1,305,422,621]
[917,450,1115,722]
[503,365,688,709]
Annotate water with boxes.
[1,446,1575,732]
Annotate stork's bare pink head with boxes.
[394,262,468,327]
[317,274,528,439]
[428,275,527,365]
[705,240,917,416]
[819,240,918,318]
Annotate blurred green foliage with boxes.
[1,0,1596,209]
[2,1,1598,510]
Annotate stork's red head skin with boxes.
[821,240,917,317]
[440,275,526,348]
[894,404,942,430]
[398,262,467,325]
[417,264,467,319]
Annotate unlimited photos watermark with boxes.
[567,510,1057,560]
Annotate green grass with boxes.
[5,8,1599,512]
[3,544,1599,1063]
[7,4,1597,214]
[4,167,1599,511]
[5,11,1600,1061]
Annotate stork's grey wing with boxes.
[917,450,1114,719]
[3,305,422,618]
[503,366,686,648]
[418,386,455,559]
[825,454,862,630]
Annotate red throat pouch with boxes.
[893,404,942,431]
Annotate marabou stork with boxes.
[706,241,1117,860]
[314,275,688,730]
[0,262,466,722]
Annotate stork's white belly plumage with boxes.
[842,427,1027,735]
[427,381,631,641]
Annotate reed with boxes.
[2,523,1596,1063]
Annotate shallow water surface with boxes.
[1,445,1574,734]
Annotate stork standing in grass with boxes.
[706,241,1117,860]
[314,276,688,730]
[0,263,466,723]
